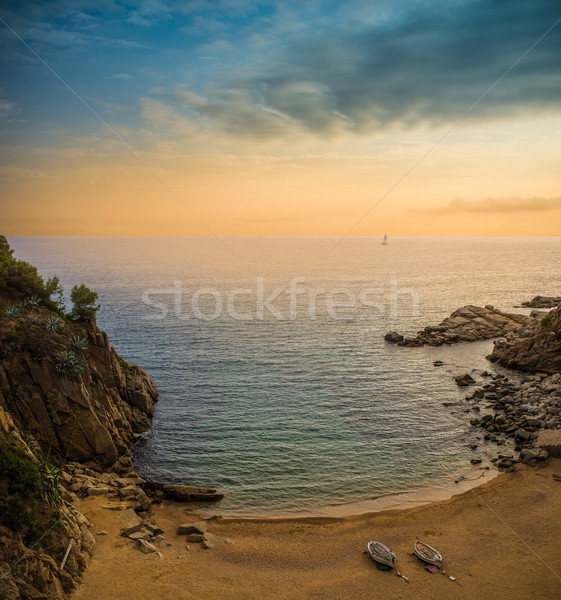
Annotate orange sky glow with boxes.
[1,2,560,237]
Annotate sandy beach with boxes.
[72,460,561,600]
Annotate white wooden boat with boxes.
[366,540,396,568]
[413,540,443,568]
[381,233,388,245]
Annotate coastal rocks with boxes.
[461,371,561,469]
[536,430,561,458]
[144,482,224,503]
[384,331,404,343]
[386,305,532,347]
[520,296,561,309]
[135,539,158,554]
[489,305,561,374]
[177,522,208,536]
[519,448,549,467]
[178,524,219,549]
[455,373,476,387]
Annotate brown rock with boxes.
[396,305,532,347]
[536,429,561,458]
[135,539,157,554]
[489,305,561,374]
[161,484,223,503]
[177,522,208,535]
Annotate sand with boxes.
[72,461,561,600]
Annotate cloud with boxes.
[138,96,199,136]
[417,197,561,215]
[0,98,19,121]
[137,0,561,141]
[110,73,134,80]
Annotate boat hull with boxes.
[413,540,443,568]
[367,541,396,568]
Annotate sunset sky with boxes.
[1,0,560,236]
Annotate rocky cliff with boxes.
[489,305,561,374]
[0,307,157,470]
[0,237,158,598]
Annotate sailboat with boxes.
[381,233,388,246]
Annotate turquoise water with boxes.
[9,237,561,515]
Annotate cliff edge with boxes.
[0,236,158,599]
[489,305,561,374]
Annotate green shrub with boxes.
[541,315,553,327]
[69,284,100,321]
[0,236,64,312]
[0,442,56,541]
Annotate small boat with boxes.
[381,233,388,246]
[413,540,443,568]
[366,540,396,568]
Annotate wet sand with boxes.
[73,460,561,600]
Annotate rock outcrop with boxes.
[0,406,96,600]
[520,296,561,309]
[0,308,157,469]
[385,305,532,347]
[144,482,224,503]
[489,305,561,374]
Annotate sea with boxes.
[8,236,561,517]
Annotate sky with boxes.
[0,0,560,236]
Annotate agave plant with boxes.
[46,316,63,333]
[55,350,86,377]
[38,461,62,507]
[5,306,21,319]
[22,295,42,310]
[70,335,89,354]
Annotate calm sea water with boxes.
[9,237,561,516]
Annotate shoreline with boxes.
[196,466,499,521]
[73,459,561,600]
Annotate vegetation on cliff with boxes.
[0,236,158,599]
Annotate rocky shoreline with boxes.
[0,237,224,599]
[384,304,532,346]
[460,370,561,471]
[387,300,561,478]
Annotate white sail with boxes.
[381,233,388,245]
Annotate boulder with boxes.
[160,484,223,503]
[185,533,204,543]
[177,522,208,535]
[202,532,219,549]
[135,539,157,554]
[384,331,404,343]
[515,428,532,442]
[536,429,561,458]
[455,373,476,387]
